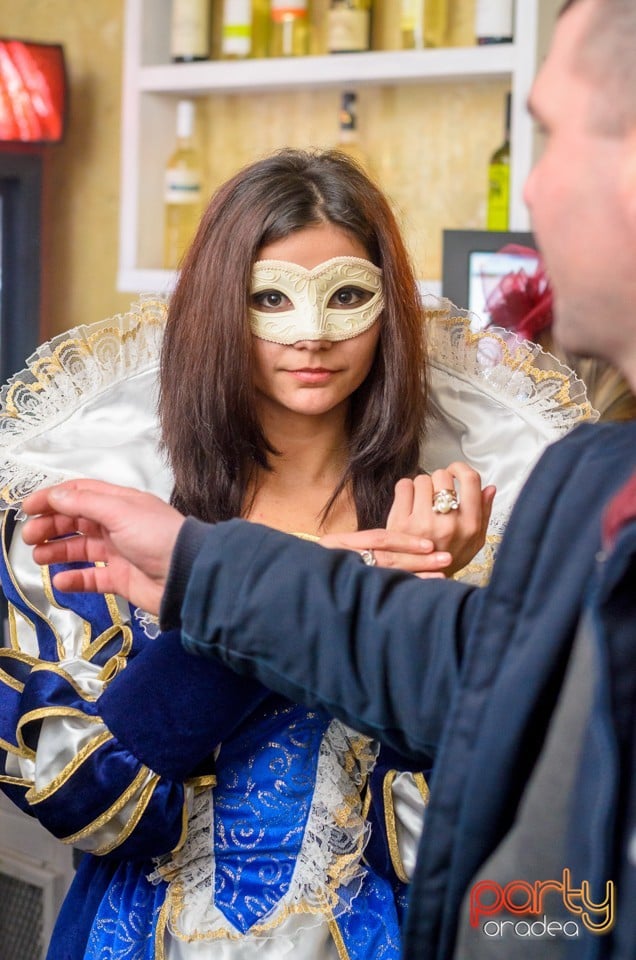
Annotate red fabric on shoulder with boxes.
[603,470,636,549]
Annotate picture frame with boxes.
[441,229,539,328]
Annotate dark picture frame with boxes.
[0,149,42,384]
[441,229,539,326]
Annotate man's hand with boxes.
[20,480,186,614]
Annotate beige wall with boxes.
[0,1,560,342]
[0,2,133,338]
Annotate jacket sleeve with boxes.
[173,518,481,765]
[0,511,269,860]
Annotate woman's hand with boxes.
[320,462,494,578]
[386,462,496,576]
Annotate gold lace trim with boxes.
[381,769,410,884]
[0,297,166,509]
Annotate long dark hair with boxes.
[159,148,428,528]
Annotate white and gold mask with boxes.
[249,256,384,344]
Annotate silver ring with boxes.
[359,548,377,566]
[432,489,459,515]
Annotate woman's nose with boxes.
[292,338,333,351]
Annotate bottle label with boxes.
[224,0,250,19]
[165,170,203,205]
[328,10,370,52]
[475,0,514,42]
[271,1,308,20]
[487,163,510,230]
[222,29,251,56]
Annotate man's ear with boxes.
[619,127,636,232]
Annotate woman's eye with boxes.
[329,286,372,309]
[251,290,291,311]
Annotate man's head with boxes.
[525,0,636,388]
[560,0,636,133]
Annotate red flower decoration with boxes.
[485,244,553,341]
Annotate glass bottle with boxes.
[221,0,271,58]
[221,0,252,58]
[269,0,309,56]
[475,0,514,44]
[163,100,205,270]
[170,0,211,62]
[335,91,368,169]
[400,0,424,49]
[397,1,449,50]
[487,92,511,230]
[327,1,371,54]
[251,0,271,57]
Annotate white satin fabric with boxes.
[391,772,429,881]
[420,306,596,585]
[0,299,172,511]
[15,371,171,497]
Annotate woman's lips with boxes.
[287,368,334,384]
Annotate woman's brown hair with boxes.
[160,148,428,528]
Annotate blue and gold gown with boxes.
[0,299,594,959]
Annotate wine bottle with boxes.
[399,0,424,50]
[251,0,271,58]
[221,0,271,58]
[424,1,449,47]
[163,100,205,270]
[486,92,511,231]
[221,0,252,58]
[269,1,309,57]
[398,1,449,50]
[475,0,514,45]
[327,0,371,54]
[170,0,211,62]
[335,91,368,170]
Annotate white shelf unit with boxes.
[118,0,539,294]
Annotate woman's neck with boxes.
[244,404,357,536]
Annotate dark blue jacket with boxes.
[166,420,636,959]
[571,476,636,960]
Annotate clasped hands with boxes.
[20,462,495,615]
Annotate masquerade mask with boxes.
[249,256,384,344]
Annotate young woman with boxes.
[0,150,592,960]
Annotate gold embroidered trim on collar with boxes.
[382,769,409,884]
